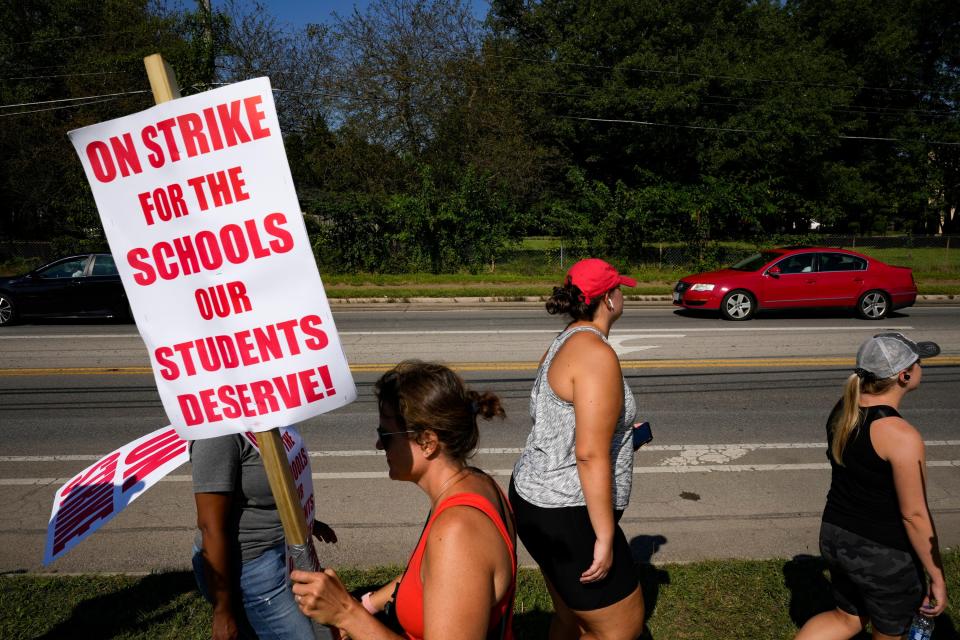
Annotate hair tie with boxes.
[469,400,480,415]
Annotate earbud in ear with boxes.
[903,373,911,381]
[606,300,614,311]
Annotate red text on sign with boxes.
[86,133,142,183]
[121,428,188,493]
[127,212,293,286]
[177,365,337,426]
[139,183,189,226]
[141,98,269,167]
[154,314,328,380]
[290,447,309,480]
[53,453,120,554]
[187,166,249,211]
[87,96,270,183]
[195,281,252,320]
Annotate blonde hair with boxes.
[830,373,898,464]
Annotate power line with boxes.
[562,115,960,146]
[8,29,143,46]
[0,96,135,118]
[486,53,960,98]
[0,90,150,110]
[1,70,134,81]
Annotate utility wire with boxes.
[8,29,143,46]
[0,90,150,110]
[562,116,960,146]
[1,70,134,81]
[486,53,960,98]
[0,96,133,118]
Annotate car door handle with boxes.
[853,278,864,283]
[806,279,816,284]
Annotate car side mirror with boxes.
[766,266,781,278]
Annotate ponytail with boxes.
[830,373,898,465]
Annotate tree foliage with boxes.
[1,0,958,271]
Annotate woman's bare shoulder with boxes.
[871,415,924,460]
[557,330,617,364]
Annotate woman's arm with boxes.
[291,570,404,640]
[878,419,948,616]
[362,576,401,613]
[195,492,240,640]
[571,341,624,584]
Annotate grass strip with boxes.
[322,284,960,299]
[3,551,957,639]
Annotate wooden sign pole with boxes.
[142,54,328,638]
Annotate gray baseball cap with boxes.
[855,332,941,379]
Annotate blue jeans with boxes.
[193,543,315,640]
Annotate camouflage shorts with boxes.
[819,521,925,636]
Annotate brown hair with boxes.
[546,282,605,320]
[374,360,505,463]
[829,373,899,464]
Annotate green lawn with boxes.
[2,244,958,298]
[4,551,958,639]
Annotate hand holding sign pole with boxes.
[140,54,336,639]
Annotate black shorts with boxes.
[819,521,925,636]
[509,478,638,611]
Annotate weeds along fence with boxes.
[2,235,958,275]
[496,235,960,275]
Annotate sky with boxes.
[254,1,490,28]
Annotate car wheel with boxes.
[0,294,16,326]
[857,290,891,320]
[720,289,756,321]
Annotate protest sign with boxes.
[44,426,189,565]
[67,78,356,439]
[43,425,315,566]
[244,427,315,573]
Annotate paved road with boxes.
[1,304,958,574]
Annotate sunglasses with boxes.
[376,426,416,441]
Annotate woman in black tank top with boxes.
[794,333,947,639]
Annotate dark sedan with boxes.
[0,254,130,326]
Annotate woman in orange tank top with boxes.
[291,361,517,640]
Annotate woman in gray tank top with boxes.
[510,258,645,640]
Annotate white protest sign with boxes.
[44,425,317,565]
[244,426,314,529]
[244,427,316,574]
[68,78,356,439]
[44,426,189,565]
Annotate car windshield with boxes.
[730,251,782,271]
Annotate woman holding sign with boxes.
[192,429,337,640]
[290,361,517,640]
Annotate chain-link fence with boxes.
[495,235,960,274]
[3,235,958,275]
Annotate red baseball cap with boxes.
[566,258,637,303]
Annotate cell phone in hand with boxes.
[632,421,653,450]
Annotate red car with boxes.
[673,247,917,321]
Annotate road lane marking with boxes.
[3,460,959,485]
[4,441,959,462]
[5,355,958,376]
[340,326,914,335]
[0,334,143,339]
[0,325,915,341]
